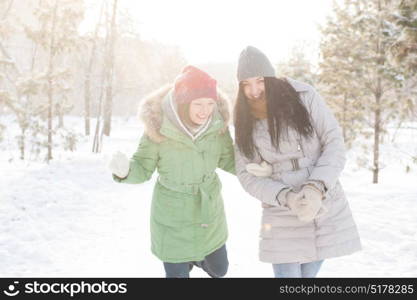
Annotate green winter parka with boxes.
[113,86,235,263]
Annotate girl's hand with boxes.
[108,151,130,178]
[296,185,325,222]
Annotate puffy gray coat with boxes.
[235,78,362,264]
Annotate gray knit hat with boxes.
[237,46,275,82]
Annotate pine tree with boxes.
[390,0,417,131]
[24,0,83,162]
[320,0,406,183]
[276,42,318,86]
[390,0,417,72]
[0,0,43,160]
[319,1,367,149]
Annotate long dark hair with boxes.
[234,77,314,159]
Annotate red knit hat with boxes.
[173,65,218,104]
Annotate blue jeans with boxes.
[272,260,324,278]
[163,244,228,278]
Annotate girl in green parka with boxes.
[108,66,235,278]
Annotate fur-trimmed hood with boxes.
[138,85,232,143]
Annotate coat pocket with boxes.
[152,184,187,226]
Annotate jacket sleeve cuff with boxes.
[112,173,128,182]
[303,179,327,194]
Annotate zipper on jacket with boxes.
[297,132,305,157]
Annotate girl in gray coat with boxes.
[234,46,361,278]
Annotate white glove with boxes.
[278,186,327,222]
[284,189,304,211]
[108,151,130,178]
[297,185,325,222]
[245,161,273,177]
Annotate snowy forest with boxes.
[1,0,417,277]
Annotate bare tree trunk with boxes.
[46,0,59,162]
[102,0,118,137]
[85,1,105,136]
[92,2,111,153]
[19,127,26,160]
[92,72,106,153]
[92,102,102,153]
[342,93,347,143]
[85,75,91,135]
[47,87,53,161]
[373,82,381,184]
[92,63,107,153]
[372,0,382,184]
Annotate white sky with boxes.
[84,0,335,64]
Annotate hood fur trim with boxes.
[138,85,231,143]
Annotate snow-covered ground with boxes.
[1,116,416,277]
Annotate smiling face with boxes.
[241,76,265,101]
[188,97,216,125]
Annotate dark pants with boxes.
[163,244,228,278]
